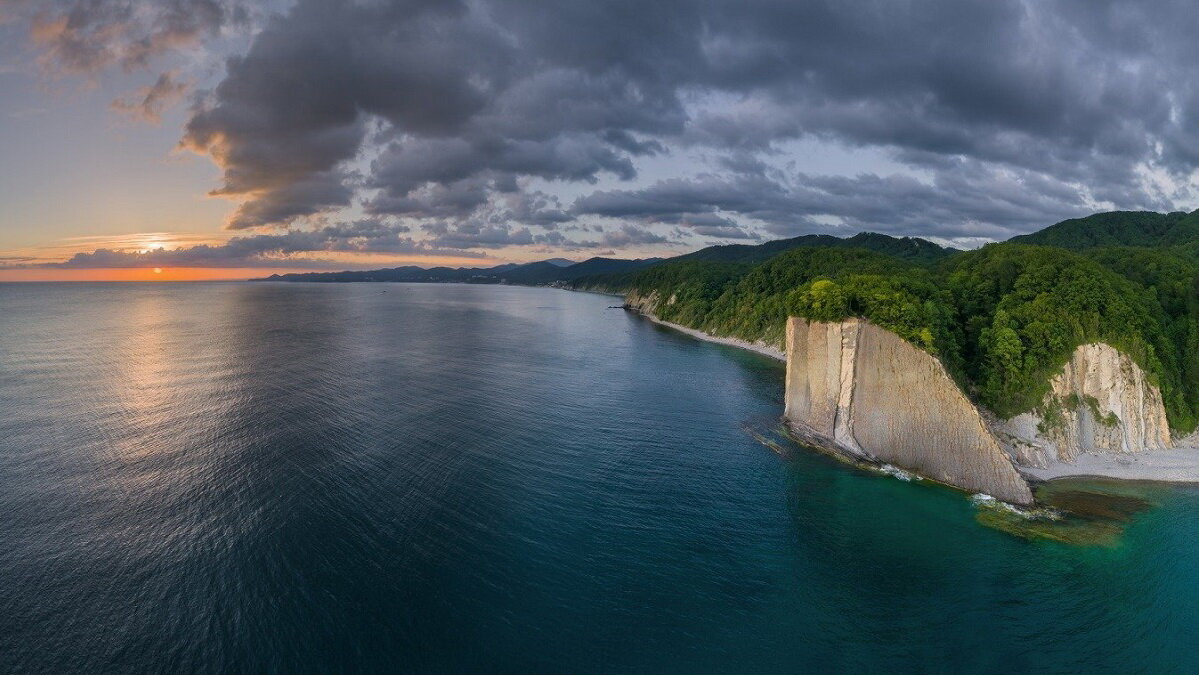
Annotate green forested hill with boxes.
[606,235,1199,432]
[567,231,953,291]
[1009,209,1199,249]
[672,231,955,264]
[941,245,1193,424]
[262,230,947,285]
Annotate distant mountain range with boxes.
[596,206,1199,442]
[255,230,955,285]
[256,208,1199,287]
[255,256,663,285]
[670,231,956,264]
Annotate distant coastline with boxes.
[627,307,785,362]
[258,216,1199,494]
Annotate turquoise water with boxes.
[0,282,1197,672]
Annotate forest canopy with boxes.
[575,222,1199,434]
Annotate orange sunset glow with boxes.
[0,267,304,282]
[0,231,506,281]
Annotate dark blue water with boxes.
[1,282,1197,673]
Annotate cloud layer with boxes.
[44,220,486,268]
[9,0,1199,263]
[5,0,247,74]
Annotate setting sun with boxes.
[153,268,162,274]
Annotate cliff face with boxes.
[785,317,1035,505]
[625,291,659,315]
[994,343,1171,467]
[626,300,1175,503]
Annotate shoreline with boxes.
[620,295,1199,489]
[628,309,786,361]
[1020,446,1199,484]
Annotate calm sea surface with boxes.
[1,282,1197,673]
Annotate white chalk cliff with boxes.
[994,343,1171,468]
[623,297,1182,502]
[784,317,1035,505]
[783,318,1180,505]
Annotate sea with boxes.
[1,282,1197,673]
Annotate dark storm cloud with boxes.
[576,159,1095,241]
[178,0,689,230]
[668,213,759,241]
[500,192,574,229]
[170,0,1199,238]
[534,224,673,251]
[595,225,671,248]
[14,0,1199,246]
[421,221,535,250]
[40,220,485,268]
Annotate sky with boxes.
[1,0,1198,280]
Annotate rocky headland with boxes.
[783,317,1035,504]
[783,317,1199,503]
[628,301,1199,504]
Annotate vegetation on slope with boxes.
[569,231,953,291]
[634,248,952,355]
[611,241,1199,433]
[671,231,956,264]
[942,245,1190,425]
[1010,209,1199,249]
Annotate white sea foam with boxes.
[972,493,1062,520]
[879,464,918,482]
